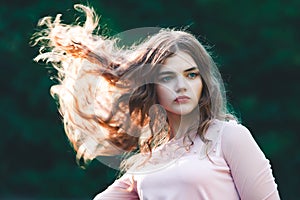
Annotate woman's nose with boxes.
[175,76,187,93]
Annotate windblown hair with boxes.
[32,4,236,171]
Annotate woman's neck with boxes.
[167,109,199,140]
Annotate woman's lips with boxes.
[174,96,190,103]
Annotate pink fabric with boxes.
[94,120,280,200]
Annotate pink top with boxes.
[94,120,280,200]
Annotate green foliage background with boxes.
[1,0,299,199]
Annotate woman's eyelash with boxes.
[158,71,200,82]
[159,76,173,82]
[186,72,200,78]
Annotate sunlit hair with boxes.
[32,4,236,171]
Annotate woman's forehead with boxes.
[159,52,198,73]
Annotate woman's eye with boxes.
[160,76,172,82]
[187,72,199,79]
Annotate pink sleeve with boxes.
[93,174,139,200]
[221,122,280,200]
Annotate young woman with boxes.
[32,4,280,200]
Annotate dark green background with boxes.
[1,0,299,199]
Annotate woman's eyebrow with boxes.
[158,67,198,76]
[184,67,198,72]
[158,71,174,76]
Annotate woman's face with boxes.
[156,51,203,116]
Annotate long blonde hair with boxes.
[32,4,236,171]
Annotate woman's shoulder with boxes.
[211,119,255,150]
[212,119,250,134]
[208,119,252,145]
[197,119,246,159]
